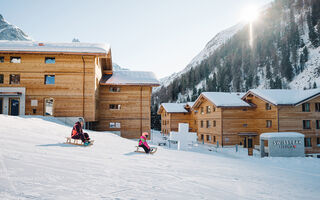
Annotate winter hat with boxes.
[142,132,149,137]
[78,118,84,123]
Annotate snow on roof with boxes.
[160,103,189,113]
[186,102,195,107]
[201,92,251,107]
[0,40,110,54]
[248,88,320,105]
[260,132,305,139]
[100,71,160,86]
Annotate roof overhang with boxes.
[0,92,22,96]
[0,51,106,56]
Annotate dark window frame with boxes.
[266,120,272,128]
[45,57,55,64]
[213,120,216,127]
[200,120,204,128]
[302,103,310,112]
[44,75,55,85]
[304,138,312,147]
[0,74,3,84]
[109,104,121,110]
[9,74,20,84]
[315,103,320,112]
[109,87,121,92]
[317,120,320,129]
[10,57,21,63]
[303,120,311,129]
[0,56,4,63]
[266,103,271,110]
[206,120,210,128]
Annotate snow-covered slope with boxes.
[0,14,31,41]
[157,23,245,90]
[1,115,320,199]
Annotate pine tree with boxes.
[313,82,317,88]
[307,11,319,47]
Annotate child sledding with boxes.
[135,132,157,154]
[65,118,94,146]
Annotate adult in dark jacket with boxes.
[71,118,90,145]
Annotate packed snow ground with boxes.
[1,115,320,200]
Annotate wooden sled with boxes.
[65,137,94,146]
[135,146,157,154]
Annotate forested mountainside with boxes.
[151,0,320,130]
[153,0,320,104]
[0,14,31,41]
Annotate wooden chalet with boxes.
[0,41,159,139]
[157,102,195,134]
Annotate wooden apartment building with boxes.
[157,102,196,134]
[0,41,159,138]
[160,89,320,154]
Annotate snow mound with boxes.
[0,115,319,199]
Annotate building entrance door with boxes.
[9,98,19,116]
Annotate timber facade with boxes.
[0,41,159,139]
[159,90,320,154]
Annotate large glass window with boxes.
[110,122,121,128]
[200,120,204,128]
[10,74,20,84]
[302,103,310,112]
[206,120,210,128]
[206,106,211,113]
[45,57,55,64]
[10,57,21,63]
[317,120,320,129]
[45,75,55,84]
[0,74,3,84]
[0,57,4,63]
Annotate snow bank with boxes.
[0,115,320,200]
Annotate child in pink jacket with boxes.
[139,132,151,153]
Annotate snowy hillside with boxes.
[0,14,31,41]
[1,115,320,199]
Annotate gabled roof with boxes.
[100,71,160,86]
[0,41,110,55]
[158,103,189,114]
[186,102,195,107]
[193,92,251,108]
[244,89,320,106]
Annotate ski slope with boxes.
[0,115,320,200]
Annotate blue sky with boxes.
[1,0,272,78]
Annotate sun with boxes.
[241,5,260,22]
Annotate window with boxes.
[206,106,211,113]
[110,122,121,128]
[213,120,216,127]
[206,135,211,142]
[243,124,248,127]
[317,120,320,129]
[45,57,55,64]
[302,103,310,112]
[200,134,204,140]
[0,74,3,84]
[266,120,272,128]
[109,87,120,92]
[317,137,320,146]
[45,75,55,84]
[213,136,216,142]
[315,103,320,112]
[303,120,311,129]
[9,74,20,84]
[201,107,204,114]
[109,104,121,110]
[206,120,210,128]
[44,98,54,116]
[304,138,312,147]
[10,57,21,63]
[0,56,4,63]
[201,120,204,128]
[213,107,216,112]
[266,103,271,110]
